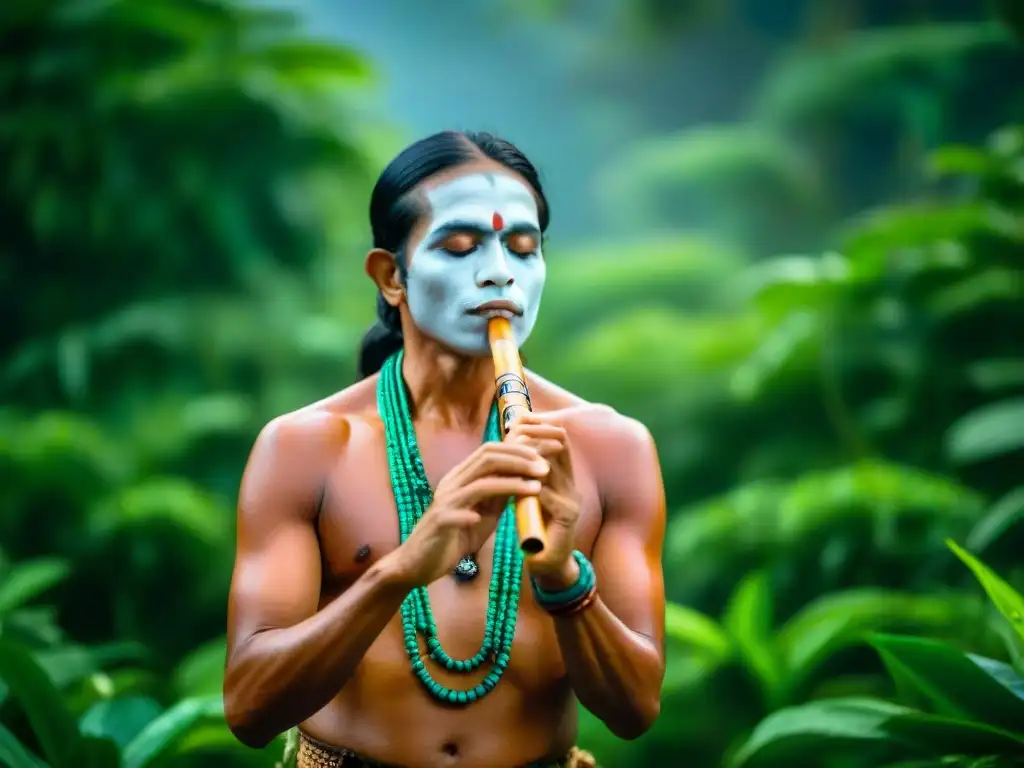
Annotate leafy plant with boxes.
[0,635,276,768]
[729,543,1024,768]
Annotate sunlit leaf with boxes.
[723,571,781,702]
[0,557,71,615]
[664,602,732,662]
[251,40,373,85]
[947,540,1024,647]
[89,478,230,545]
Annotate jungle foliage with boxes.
[2,0,1023,766]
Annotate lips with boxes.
[468,299,523,318]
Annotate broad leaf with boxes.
[122,695,223,768]
[664,602,731,661]
[946,399,1024,465]
[947,540,1024,646]
[723,571,781,701]
[731,697,1024,768]
[777,591,983,695]
[80,697,164,749]
[0,638,81,768]
[870,634,1024,732]
[0,721,50,768]
[730,697,907,767]
[0,558,71,615]
[34,643,148,690]
[172,637,227,698]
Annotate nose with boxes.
[475,242,515,288]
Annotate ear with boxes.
[365,248,404,308]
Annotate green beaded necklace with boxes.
[378,350,523,705]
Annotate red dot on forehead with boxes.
[492,212,504,231]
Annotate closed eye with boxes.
[505,232,539,257]
[435,232,479,257]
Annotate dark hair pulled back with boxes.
[357,130,550,379]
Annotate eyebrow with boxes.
[428,220,542,243]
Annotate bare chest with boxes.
[313,420,602,681]
[317,420,601,585]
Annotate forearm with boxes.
[224,556,409,747]
[550,596,663,739]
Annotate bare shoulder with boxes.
[251,377,377,458]
[527,371,659,481]
[239,376,381,517]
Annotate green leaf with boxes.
[664,602,732,661]
[0,557,71,615]
[966,487,1024,552]
[946,399,1024,465]
[967,655,1024,701]
[88,478,230,546]
[121,695,223,768]
[80,697,163,749]
[172,637,226,698]
[777,591,983,696]
[0,721,50,768]
[723,571,781,701]
[930,269,1024,319]
[927,145,999,179]
[730,697,907,767]
[0,638,82,768]
[966,359,1024,393]
[251,40,373,84]
[34,643,148,690]
[731,697,1024,768]
[870,634,1024,732]
[947,540,1024,646]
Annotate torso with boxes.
[294,372,608,767]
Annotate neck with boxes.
[400,336,495,430]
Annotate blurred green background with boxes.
[3,0,1024,766]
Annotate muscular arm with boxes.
[545,416,667,740]
[223,413,408,749]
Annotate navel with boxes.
[354,544,372,563]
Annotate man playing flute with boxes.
[223,130,668,768]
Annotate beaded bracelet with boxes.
[530,550,597,616]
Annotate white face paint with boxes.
[404,172,546,356]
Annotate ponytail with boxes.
[357,292,403,379]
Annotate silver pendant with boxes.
[453,554,479,583]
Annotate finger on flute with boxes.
[488,317,548,555]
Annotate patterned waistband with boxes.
[295,731,593,768]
